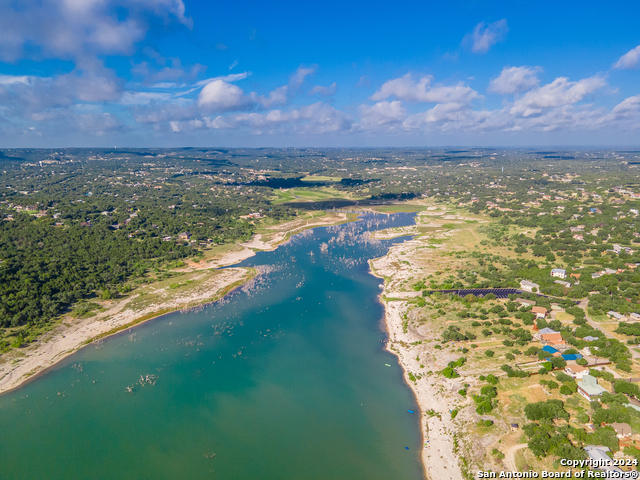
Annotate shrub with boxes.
[525,346,540,356]
[11,335,24,348]
[559,385,573,395]
[540,380,559,390]
[524,400,569,421]
[614,380,640,398]
[554,372,573,383]
[476,401,493,414]
[485,350,495,357]
[550,357,567,369]
[442,366,460,379]
[480,386,498,398]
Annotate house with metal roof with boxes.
[551,268,567,279]
[561,354,582,361]
[515,298,536,306]
[519,280,539,292]
[538,328,559,335]
[584,446,622,473]
[577,375,608,401]
[607,311,625,321]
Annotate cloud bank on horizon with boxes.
[0,0,639,147]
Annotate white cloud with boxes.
[614,45,640,70]
[488,66,542,95]
[253,86,288,108]
[356,75,371,88]
[463,19,508,54]
[196,72,252,87]
[0,75,31,85]
[309,83,337,96]
[371,74,481,104]
[132,58,206,84]
[402,103,487,131]
[510,76,606,117]
[609,95,640,120]
[289,65,317,88]
[0,0,191,62]
[120,92,173,105]
[197,80,249,112]
[169,102,351,135]
[358,101,406,129]
[64,70,122,102]
[150,82,179,89]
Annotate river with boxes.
[0,212,424,479]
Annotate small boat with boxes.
[407,410,414,414]
[385,364,391,367]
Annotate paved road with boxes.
[579,299,640,360]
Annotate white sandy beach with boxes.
[370,225,466,480]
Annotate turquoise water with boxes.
[0,213,424,479]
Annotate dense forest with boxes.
[1,147,639,337]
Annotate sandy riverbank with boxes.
[369,211,467,480]
[371,264,464,480]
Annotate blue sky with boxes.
[0,0,639,147]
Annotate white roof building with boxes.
[607,311,625,321]
[520,280,539,292]
[584,446,622,473]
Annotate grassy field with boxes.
[555,311,575,322]
[300,175,342,182]
[369,204,431,213]
[271,187,361,204]
[587,307,610,323]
